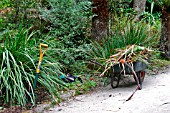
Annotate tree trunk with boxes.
[14,0,19,24]
[160,6,170,58]
[92,0,108,42]
[133,0,146,21]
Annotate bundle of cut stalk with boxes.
[100,45,153,77]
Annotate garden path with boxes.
[44,66,170,113]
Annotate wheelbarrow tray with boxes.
[112,61,148,74]
[110,61,148,89]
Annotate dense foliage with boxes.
[0,0,92,107]
[0,26,66,106]
[39,0,92,46]
[39,0,92,74]
[91,19,160,59]
[0,0,169,108]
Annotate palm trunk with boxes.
[160,6,170,58]
[92,0,108,42]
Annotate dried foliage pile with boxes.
[99,45,153,77]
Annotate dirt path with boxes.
[44,67,170,113]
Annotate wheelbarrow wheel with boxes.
[111,73,121,89]
[135,71,145,90]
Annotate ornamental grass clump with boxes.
[0,27,65,107]
[90,19,159,60]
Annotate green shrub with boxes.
[40,35,92,74]
[0,0,11,9]
[39,0,92,47]
[0,0,41,32]
[39,0,92,74]
[109,0,135,18]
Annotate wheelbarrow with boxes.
[110,61,147,90]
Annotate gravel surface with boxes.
[44,67,170,113]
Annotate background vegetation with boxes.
[0,0,170,108]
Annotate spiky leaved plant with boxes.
[0,26,65,107]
